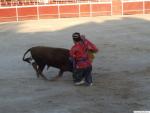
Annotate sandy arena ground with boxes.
[0,15,150,113]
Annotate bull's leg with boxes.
[37,65,48,80]
[58,70,64,77]
[51,70,64,81]
[32,62,39,78]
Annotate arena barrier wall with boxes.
[122,0,150,15]
[0,0,150,22]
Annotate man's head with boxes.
[72,32,81,43]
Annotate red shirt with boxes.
[70,42,91,69]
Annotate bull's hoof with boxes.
[50,76,60,81]
[42,77,49,81]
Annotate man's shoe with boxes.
[75,80,85,85]
[89,83,93,86]
[85,83,93,86]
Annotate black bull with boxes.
[23,46,73,80]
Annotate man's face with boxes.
[73,40,77,44]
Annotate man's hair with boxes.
[72,32,81,42]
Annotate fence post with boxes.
[121,0,123,16]
[58,4,60,18]
[143,0,145,14]
[79,3,80,17]
[37,0,40,20]
[16,5,19,22]
[110,0,111,15]
[90,1,92,17]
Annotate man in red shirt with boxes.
[70,32,98,86]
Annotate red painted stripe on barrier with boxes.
[18,16,38,21]
[80,4,90,17]
[123,2,143,10]
[123,2,143,15]
[0,8,16,17]
[0,17,17,22]
[38,6,59,18]
[0,8,17,22]
[145,1,150,14]
[59,5,79,18]
[92,4,111,16]
[17,7,38,20]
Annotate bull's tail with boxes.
[23,48,32,64]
